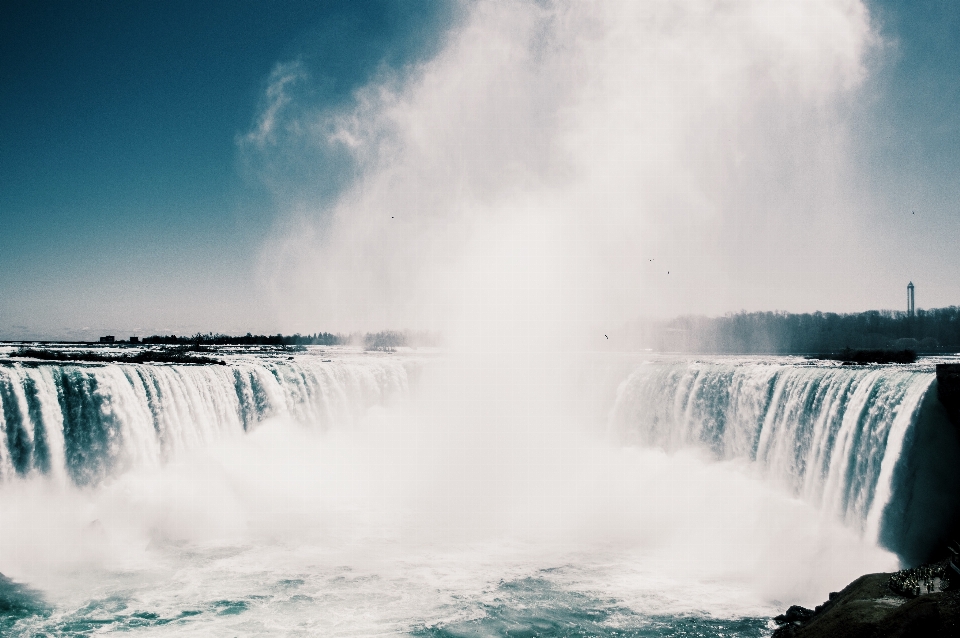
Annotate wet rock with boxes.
[937,363,960,427]
[773,567,960,638]
[774,605,815,625]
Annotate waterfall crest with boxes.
[0,356,409,486]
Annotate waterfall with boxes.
[0,355,410,486]
[609,359,960,564]
[4,352,957,565]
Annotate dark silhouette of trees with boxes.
[363,331,407,351]
[140,332,343,346]
[655,307,960,354]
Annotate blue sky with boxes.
[0,0,454,339]
[1,1,959,340]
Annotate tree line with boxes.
[141,332,343,346]
[138,330,434,349]
[651,307,960,354]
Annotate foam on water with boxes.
[2,351,934,635]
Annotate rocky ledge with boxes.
[773,561,960,638]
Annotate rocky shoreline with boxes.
[773,561,960,637]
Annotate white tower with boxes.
[907,282,915,317]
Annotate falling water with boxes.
[0,353,410,486]
[610,358,960,564]
[3,350,956,635]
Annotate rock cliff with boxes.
[773,563,960,638]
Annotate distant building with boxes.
[907,282,915,317]
[99,335,115,343]
[129,336,140,343]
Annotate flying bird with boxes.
[605,335,608,339]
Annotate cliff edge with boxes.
[937,363,960,427]
[773,563,960,638]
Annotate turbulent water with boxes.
[1,348,957,636]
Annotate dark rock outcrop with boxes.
[937,364,960,427]
[774,605,815,625]
[773,565,960,638]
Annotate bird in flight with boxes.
[605,335,608,339]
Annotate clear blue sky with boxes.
[1,0,958,339]
[0,0,453,339]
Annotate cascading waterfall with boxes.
[609,359,960,564]
[4,352,956,566]
[5,352,955,565]
[0,351,937,635]
[0,355,410,487]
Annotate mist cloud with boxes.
[247,0,876,338]
[243,61,307,150]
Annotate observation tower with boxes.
[907,282,915,317]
